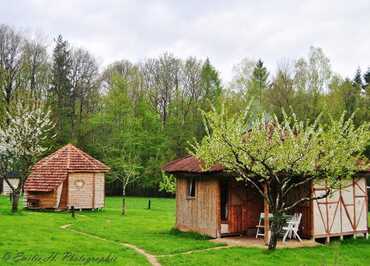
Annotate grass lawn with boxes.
[0,196,369,266]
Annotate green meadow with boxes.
[0,196,369,266]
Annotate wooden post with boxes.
[92,173,96,209]
[264,183,269,245]
[148,199,151,209]
[71,206,75,218]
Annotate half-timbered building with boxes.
[163,155,369,242]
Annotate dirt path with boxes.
[60,224,161,266]
[156,245,232,257]
[60,224,240,265]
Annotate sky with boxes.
[1,0,369,82]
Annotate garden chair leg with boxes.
[293,230,302,242]
[283,228,291,243]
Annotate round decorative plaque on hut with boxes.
[74,179,85,189]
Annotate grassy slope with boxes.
[0,197,150,266]
[160,213,370,266]
[159,239,370,266]
[70,197,222,255]
[1,196,369,266]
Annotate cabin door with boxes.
[220,180,229,234]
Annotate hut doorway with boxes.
[219,179,265,237]
[220,180,229,234]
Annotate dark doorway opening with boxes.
[220,181,228,222]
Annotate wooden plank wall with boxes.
[55,183,63,208]
[176,177,219,238]
[59,179,69,209]
[228,180,264,234]
[68,173,94,209]
[94,173,105,208]
[26,191,57,208]
[68,172,105,209]
[288,181,312,238]
[228,179,312,238]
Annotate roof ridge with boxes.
[67,144,71,170]
[69,144,99,169]
[69,144,109,170]
[161,155,193,170]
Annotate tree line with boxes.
[0,24,369,195]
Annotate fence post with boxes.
[71,206,75,218]
[148,199,151,210]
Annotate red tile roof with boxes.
[162,155,224,174]
[24,144,110,192]
[163,156,370,175]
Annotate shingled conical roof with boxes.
[24,144,109,192]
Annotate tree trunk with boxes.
[268,222,279,250]
[268,212,285,250]
[122,197,126,215]
[122,186,126,215]
[11,192,20,213]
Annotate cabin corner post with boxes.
[263,183,270,245]
[92,173,96,209]
[216,180,222,237]
[366,176,369,239]
[310,180,315,240]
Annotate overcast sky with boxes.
[1,0,369,81]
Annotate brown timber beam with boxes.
[264,183,270,245]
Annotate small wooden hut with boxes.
[24,144,110,210]
[1,172,19,195]
[163,155,369,242]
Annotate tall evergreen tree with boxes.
[50,35,73,145]
[353,67,363,89]
[200,58,222,110]
[248,59,269,108]
[363,68,370,89]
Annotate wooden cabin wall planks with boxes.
[27,191,57,209]
[59,179,69,209]
[228,179,263,234]
[176,177,219,238]
[94,173,105,208]
[68,173,105,209]
[55,183,63,208]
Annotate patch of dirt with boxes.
[60,224,72,229]
[211,236,321,249]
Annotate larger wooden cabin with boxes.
[163,155,369,242]
[24,144,110,210]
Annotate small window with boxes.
[187,178,196,198]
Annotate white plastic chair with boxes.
[256,212,273,238]
[282,213,302,243]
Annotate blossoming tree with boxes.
[192,105,370,249]
[0,101,55,212]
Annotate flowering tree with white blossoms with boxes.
[0,101,55,212]
[192,105,370,250]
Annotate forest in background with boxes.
[0,24,369,195]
